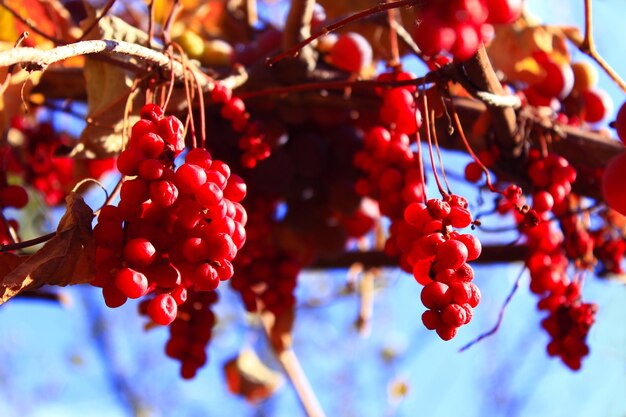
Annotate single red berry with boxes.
[436,239,469,271]
[455,234,482,261]
[140,103,164,122]
[123,238,157,267]
[422,309,441,330]
[186,148,213,170]
[421,281,452,310]
[441,303,467,327]
[114,267,149,299]
[175,163,208,194]
[0,185,28,208]
[148,293,178,325]
[149,180,179,207]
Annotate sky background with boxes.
[0,1,625,417]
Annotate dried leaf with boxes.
[72,58,140,158]
[0,66,40,134]
[223,348,284,403]
[71,15,148,158]
[0,192,95,304]
[487,25,570,85]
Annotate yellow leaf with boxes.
[0,8,19,43]
[0,193,95,304]
[487,25,570,84]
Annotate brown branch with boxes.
[79,0,117,41]
[260,313,327,417]
[282,0,317,70]
[459,44,521,157]
[0,39,246,94]
[309,244,529,269]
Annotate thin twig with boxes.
[568,0,626,94]
[0,232,56,252]
[79,0,117,40]
[386,0,400,65]
[459,266,526,352]
[267,0,419,66]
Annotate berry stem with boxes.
[449,103,498,193]
[459,266,526,352]
[422,92,447,197]
[0,232,55,252]
[430,109,452,195]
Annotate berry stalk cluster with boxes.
[93,104,247,378]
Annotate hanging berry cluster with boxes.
[507,151,598,369]
[92,104,247,378]
[3,117,115,205]
[400,197,481,340]
[162,291,219,379]
[231,197,300,316]
[211,82,271,169]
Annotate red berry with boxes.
[441,303,467,327]
[436,239,469,270]
[114,267,149,299]
[0,185,28,208]
[422,309,441,330]
[123,238,157,267]
[455,234,482,261]
[421,281,452,310]
[329,32,373,73]
[464,161,483,183]
[602,152,626,216]
[157,116,185,154]
[148,293,178,325]
[581,89,612,123]
[175,163,207,194]
[149,180,179,207]
[186,148,213,170]
[140,103,164,122]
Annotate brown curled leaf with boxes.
[0,192,95,304]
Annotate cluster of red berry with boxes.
[508,152,598,369]
[542,287,597,371]
[92,104,247,377]
[353,126,424,220]
[212,82,270,169]
[413,0,522,61]
[231,198,300,316]
[397,197,481,340]
[4,117,115,205]
[163,290,219,379]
